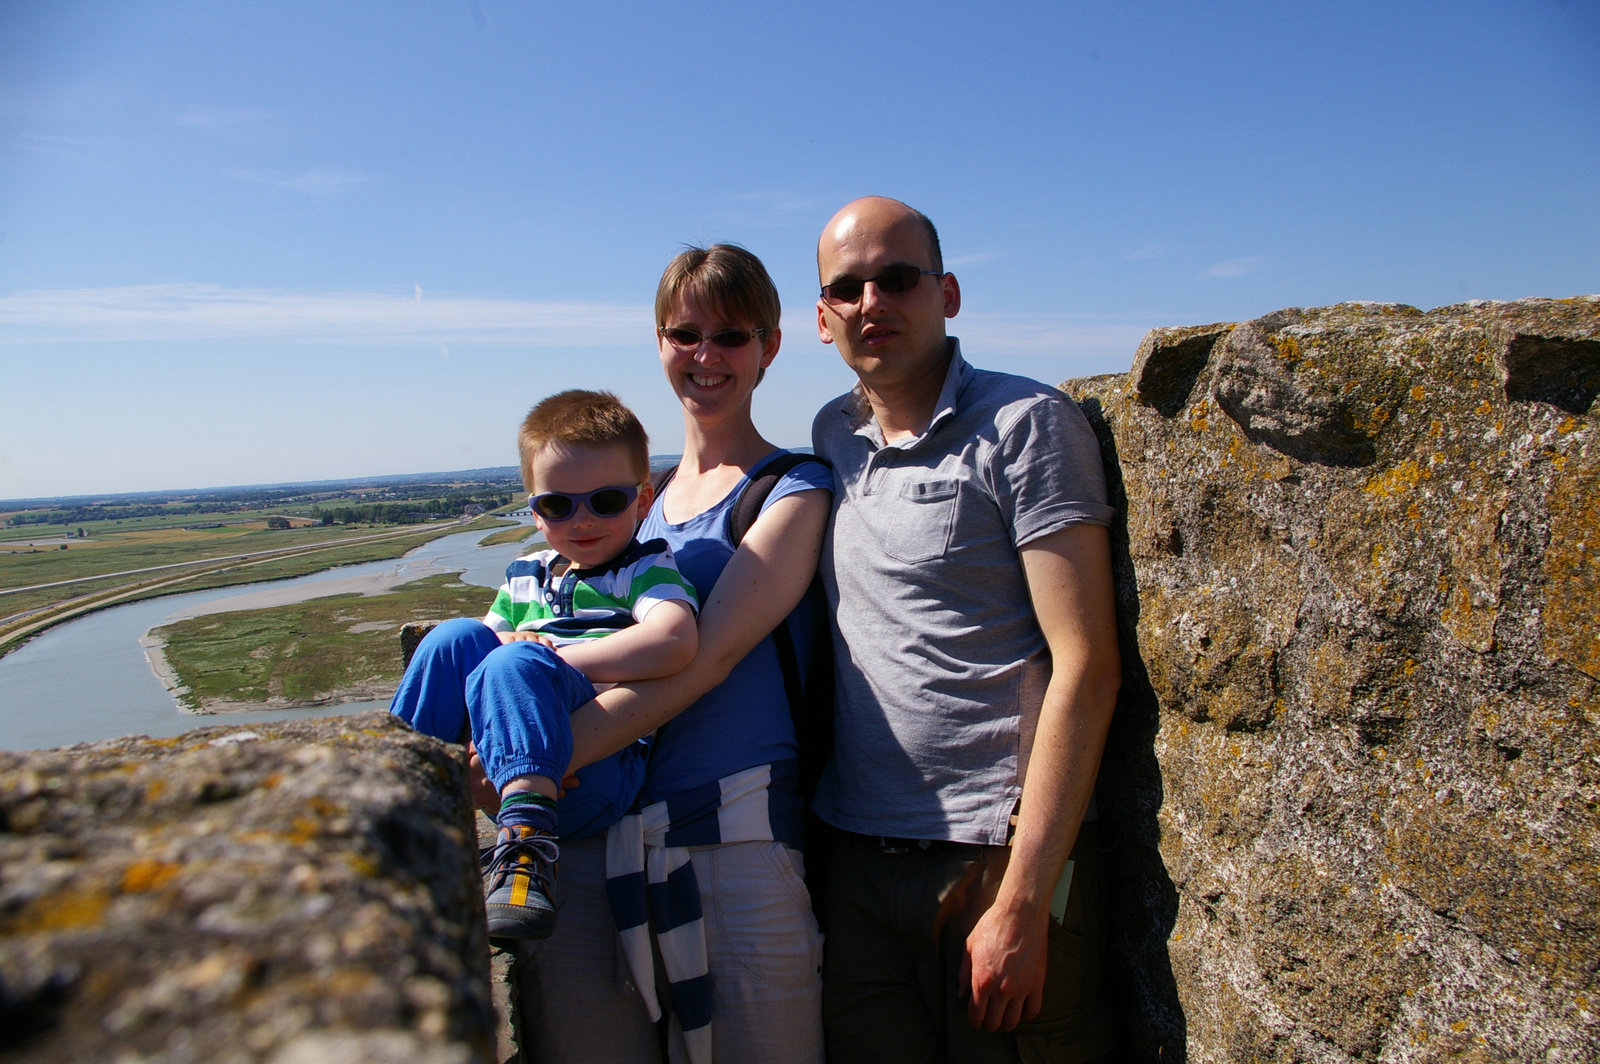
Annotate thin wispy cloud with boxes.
[946,252,1002,267]
[1204,256,1267,278]
[1123,241,1177,260]
[177,107,275,143]
[10,133,103,162]
[952,312,1150,360]
[228,168,372,195]
[177,107,274,129]
[728,190,818,215]
[0,284,652,346]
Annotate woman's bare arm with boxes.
[564,488,830,772]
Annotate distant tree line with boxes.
[7,501,235,526]
[310,492,512,526]
[6,481,520,527]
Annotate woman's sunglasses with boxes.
[659,326,767,350]
[528,484,639,522]
[819,265,943,307]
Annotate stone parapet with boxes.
[0,712,493,1064]
[1065,297,1599,1062]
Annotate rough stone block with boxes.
[0,711,493,1064]
[1065,296,1600,1063]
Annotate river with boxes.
[0,523,537,752]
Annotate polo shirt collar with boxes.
[842,337,969,449]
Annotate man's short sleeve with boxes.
[988,393,1116,548]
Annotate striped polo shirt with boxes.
[482,537,697,644]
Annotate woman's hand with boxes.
[466,742,500,816]
[467,743,580,818]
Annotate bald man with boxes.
[809,197,1122,1063]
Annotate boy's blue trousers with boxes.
[388,618,646,839]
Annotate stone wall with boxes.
[0,713,493,1064]
[1063,298,1598,1062]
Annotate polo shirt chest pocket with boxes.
[882,478,959,564]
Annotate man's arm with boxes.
[555,599,698,683]
[564,489,831,771]
[963,522,1120,1033]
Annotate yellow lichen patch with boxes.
[234,828,280,846]
[1543,455,1600,679]
[120,859,180,894]
[287,816,320,845]
[1274,334,1302,362]
[345,853,380,877]
[1411,386,1426,402]
[1476,399,1494,416]
[5,889,110,933]
[144,779,166,802]
[1365,460,1428,498]
[1557,417,1580,435]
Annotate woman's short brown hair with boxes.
[654,243,781,334]
[517,389,649,493]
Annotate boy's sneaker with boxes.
[483,824,560,941]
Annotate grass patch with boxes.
[0,521,482,658]
[477,524,542,548]
[0,522,404,591]
[151,574,491,709]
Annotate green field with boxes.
[477,524,542,548]
[0,517,516,658]
[151,574,489,710]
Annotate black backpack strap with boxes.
[649,464,677,502]
[654,452,830,718]
[725,454,834,806]
[727,452,828,547]
[728,451,827,715]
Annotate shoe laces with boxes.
[485,828,560,894]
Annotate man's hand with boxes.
[498,630,555,646]
[958,522,1119,1033]
[961,896,1049,1032]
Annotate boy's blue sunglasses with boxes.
[529,484,639,523]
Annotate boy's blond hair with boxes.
[517,390,650,492]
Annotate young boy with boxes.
[390,390,698,940]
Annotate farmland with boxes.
[0,470,524,657]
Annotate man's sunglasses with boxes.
[659,326,767,350]
[528,484,640,523]
[819,266,944,306]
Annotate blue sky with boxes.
[2,0,1596,499]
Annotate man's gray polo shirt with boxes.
[811,340,1115,846]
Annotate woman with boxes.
[516,244,831,1063]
